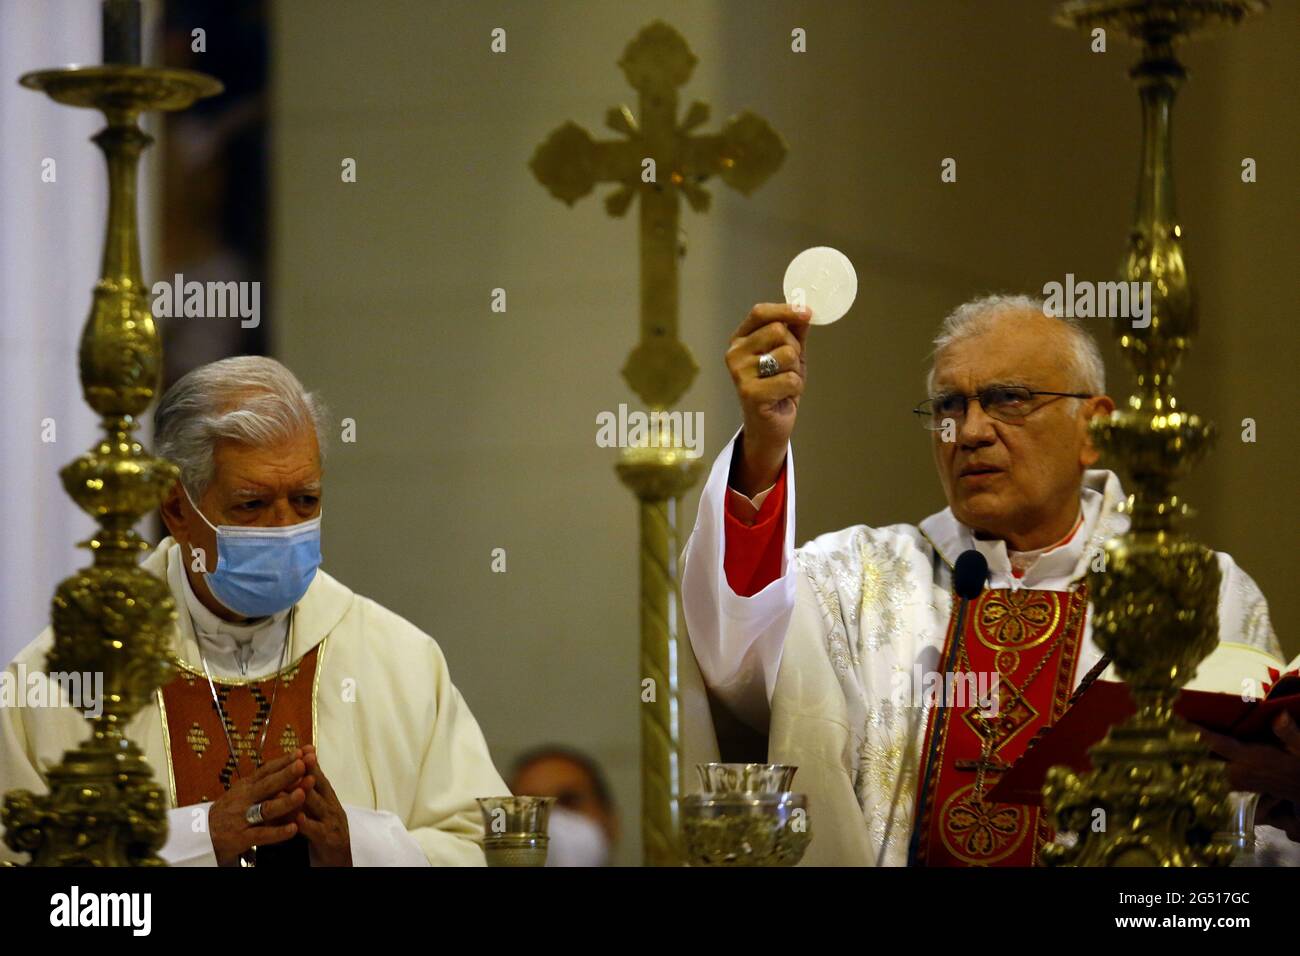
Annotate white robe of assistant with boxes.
[681,431,1292,866]
[0,538,507,866]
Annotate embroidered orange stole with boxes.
[159,647,320,806]
[912,586,1088,866]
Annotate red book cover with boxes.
[988,678,1300,806]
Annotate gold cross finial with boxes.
[530,20,786,407]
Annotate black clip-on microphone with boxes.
[905,549,988,866]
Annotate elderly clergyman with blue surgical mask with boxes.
[0,356,507,866]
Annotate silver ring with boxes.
[245,802,264,826]
[757,353,780,378]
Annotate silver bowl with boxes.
[680,792,811,867]
[696,762,798,795]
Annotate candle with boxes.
[101,0,142,65]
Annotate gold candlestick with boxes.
[1043,0,1268,867]
[530,21,785,865]
[2,65,220,866]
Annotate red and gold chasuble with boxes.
[157,646,321,806]
[912,586,1088,866]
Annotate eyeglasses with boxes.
[913,385,1092,430]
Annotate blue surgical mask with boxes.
[182,486,323,618]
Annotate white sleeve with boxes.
[1214,552,1283,661]
[159,802,429,866]
[160,804,218,866]
[343,805,430,866]
[681,428,798,732]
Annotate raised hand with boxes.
[725,303,811,496]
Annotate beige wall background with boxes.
[271,0,1298,864]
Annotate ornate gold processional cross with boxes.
[530,20,785,865]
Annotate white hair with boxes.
[926,293,1106,397]
[155,356,328,497]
